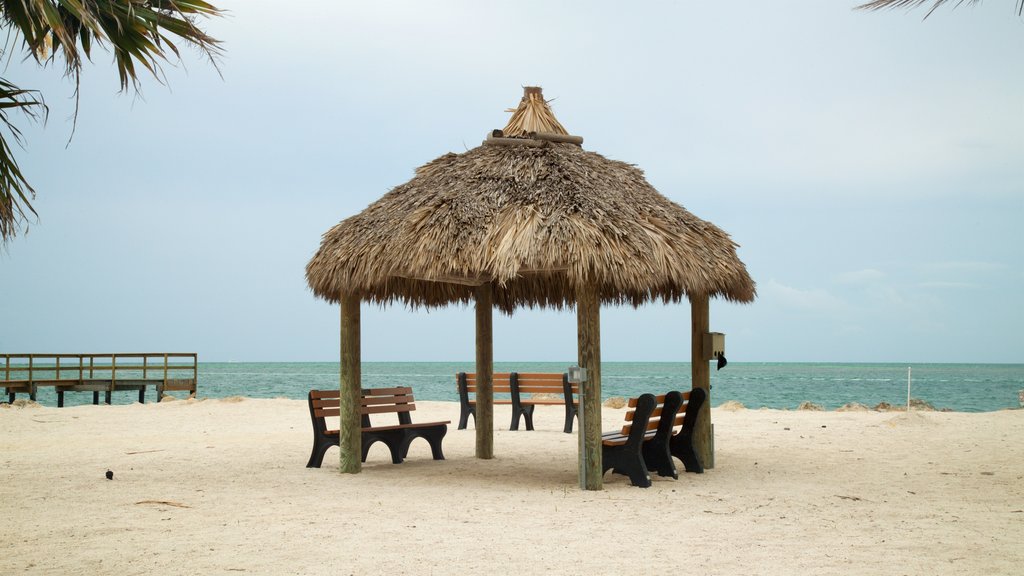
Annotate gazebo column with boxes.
[577,283,602,490]
[475,282,494,459]
[690,293,713,469]
[339,294,362,474]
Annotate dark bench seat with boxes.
[306,386,449,468]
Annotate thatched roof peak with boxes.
[502,86,569,137]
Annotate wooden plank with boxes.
[515,373,564,380]
[361,404,415,415]
[361,386,413,396]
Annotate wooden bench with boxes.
[601,391,682,488]
[513,373,578,433]
[306,386,449,468]
[456,372,574,432]
[600,388,708,487]
[456,372,516,430]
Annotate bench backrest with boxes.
[457,373,514,395]
[620,390,684,438]
[309,386,418,428]
[671,387,706,439]
[514,373,577,400]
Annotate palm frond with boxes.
[0,0,223,244]
[0,77,46,243]
[856,0,1024,18]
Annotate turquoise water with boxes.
[13,362,1021,412]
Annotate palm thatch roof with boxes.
[307,87,755,314]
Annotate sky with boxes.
[1,1,1021,364]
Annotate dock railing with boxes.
[2,353,198,406]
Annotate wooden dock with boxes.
[2,353,197,406]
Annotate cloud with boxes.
[762,279,847,313]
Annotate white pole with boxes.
[907,367,912,412]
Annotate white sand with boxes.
[1,398,1022,575]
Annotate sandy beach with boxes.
[1,398,1021,575]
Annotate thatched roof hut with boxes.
[307,87,754,489]
[307,90,754,313]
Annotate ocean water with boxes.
[12,362,1022,412]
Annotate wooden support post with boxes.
[690,293,713,469]
[577,283,602,490]
[475,283,494,459]
[339,294,362,474]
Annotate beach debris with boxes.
[603,397,626,409]
[135,500,191,509]
[717,400,746,411]
[105,470,113,480]
[874,399,940,412]
[796,401,824,411]
[159,394,178,402]
[530,392,561,401]
[909,398,937,411]
[7,399,42,409]
[836,402,870,412]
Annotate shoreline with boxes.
[3,395,1021,413]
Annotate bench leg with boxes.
[401,427,447,461]
[138,388,145,404]
[105,391,112,405]
[458,406,474,430]
[563,405,578,434]
[643,439,678,479]
[618,455,652,488]
[522,405,535,431]
[672,435,704,474]
[306,434,338,468]
[363,432,405,464]
[57,390,64,408]
[93,391,100,405]
[603,446,652,488]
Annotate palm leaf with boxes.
[856,0,1024,17]
[0,0,223,244]
[0,78,45,243]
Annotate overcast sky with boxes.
[1,1,1021,363]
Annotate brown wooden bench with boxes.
[456,372,574,432]
[600,388,708,486]
[456,372,516,430]
[601,391,681,488]
[306,386,449,468]
[513,373,578,433]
